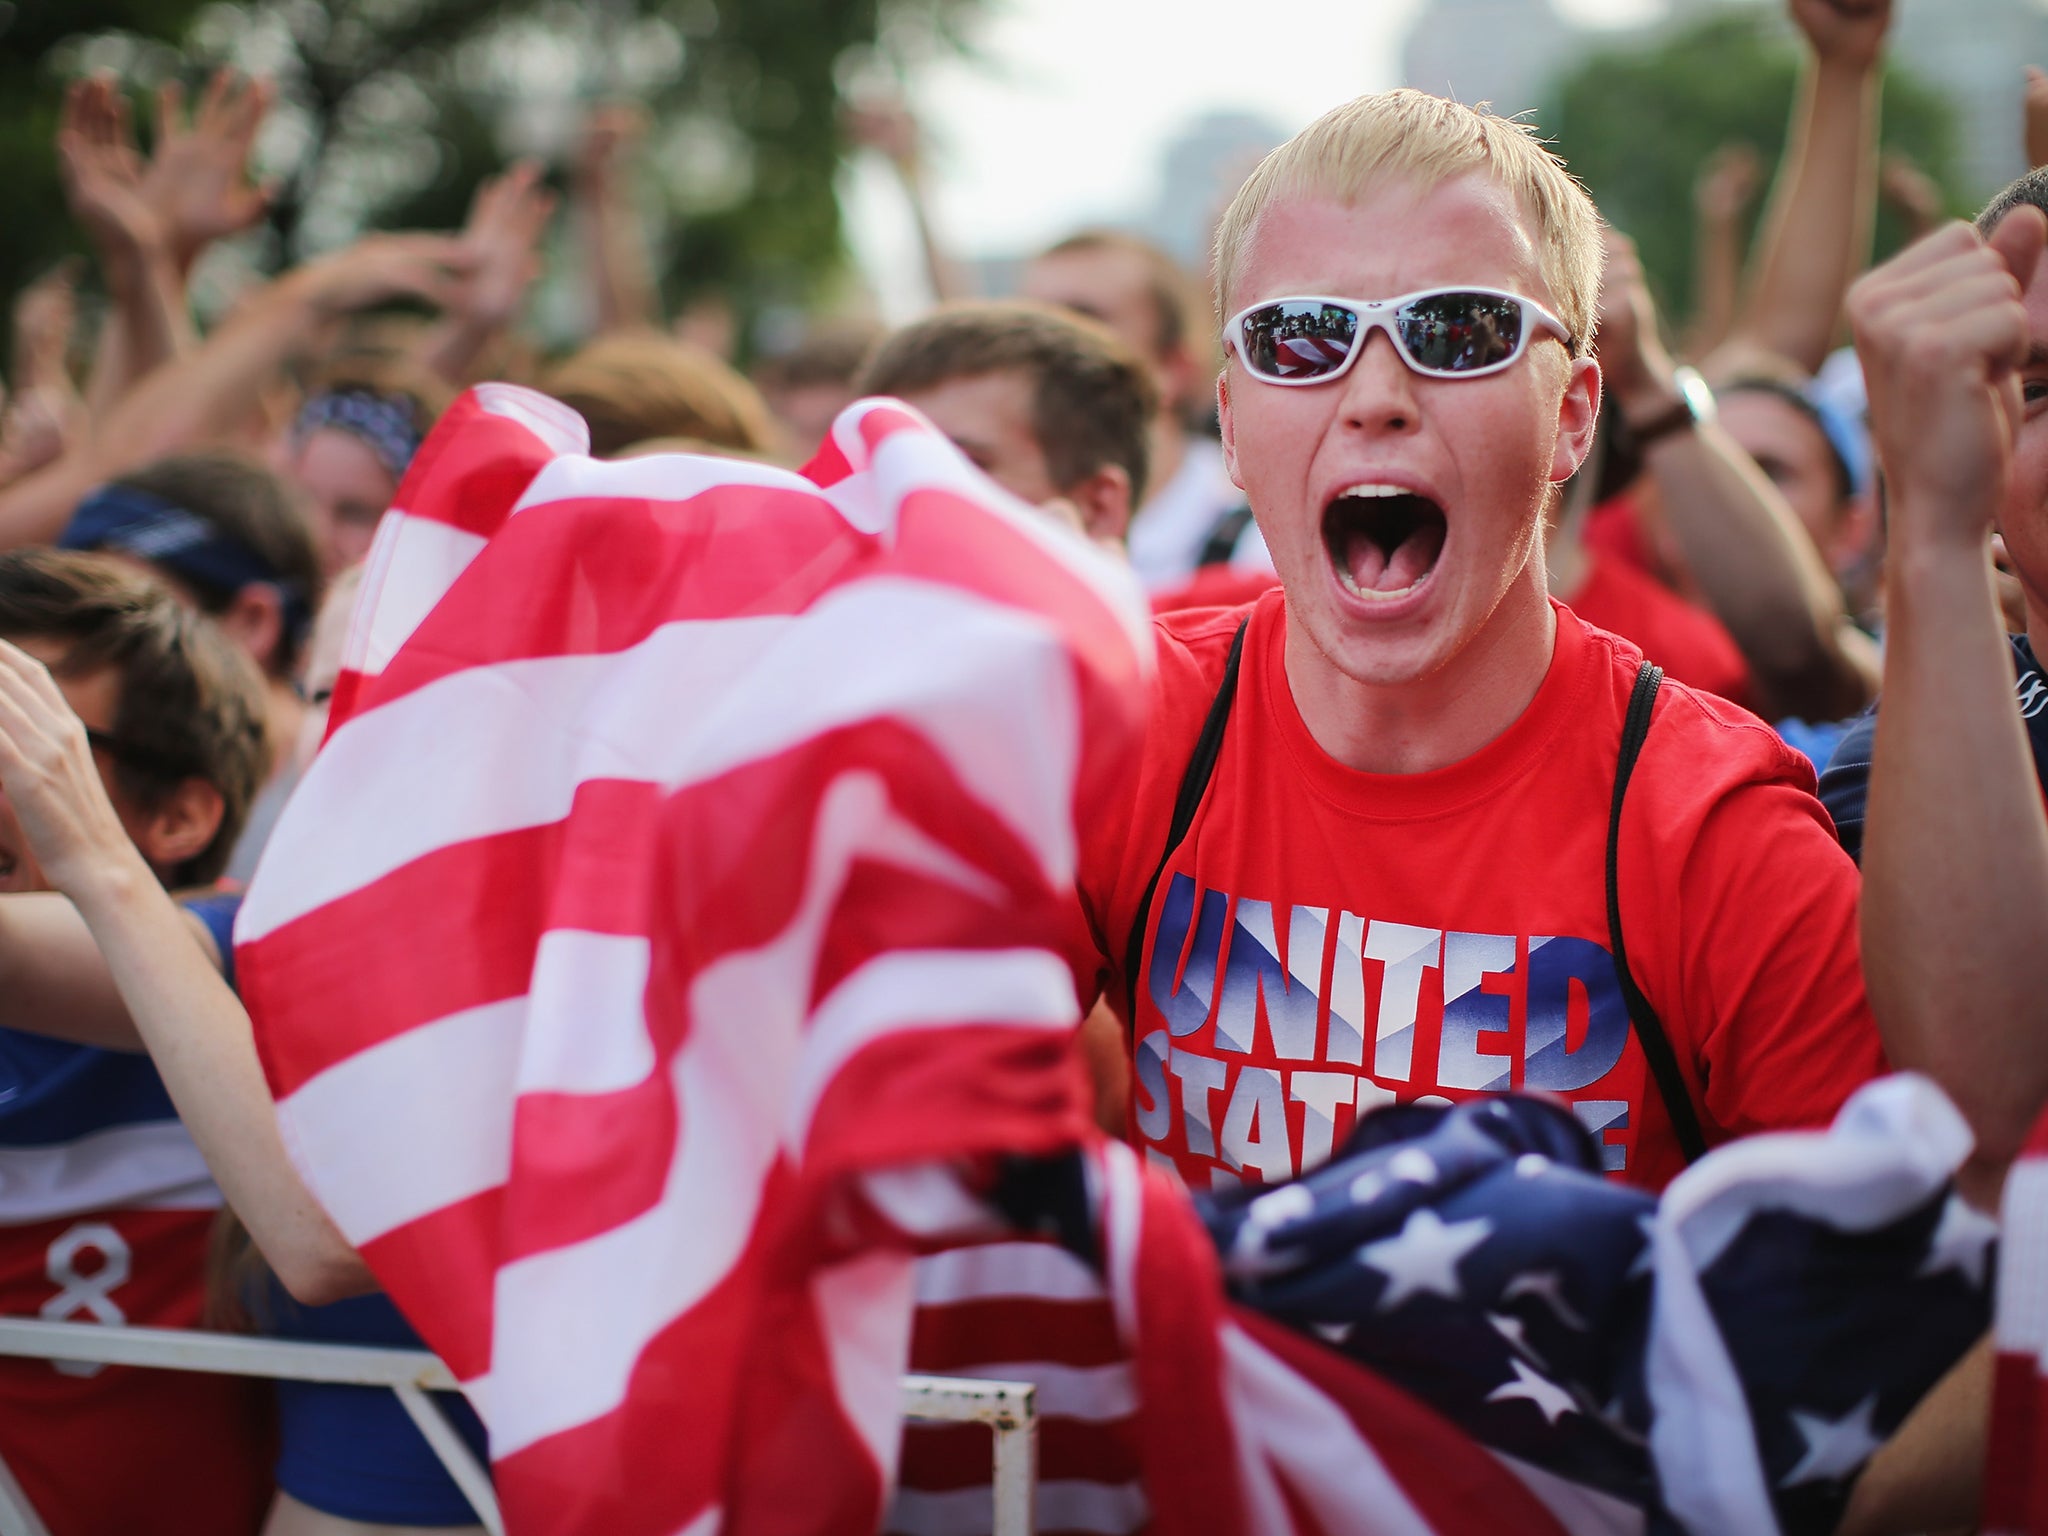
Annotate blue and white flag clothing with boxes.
[1200,1076,1993,1536]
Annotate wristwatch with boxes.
[1625,366,1716,448]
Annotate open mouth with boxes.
[1323,485,1447,601]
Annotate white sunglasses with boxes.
[1226,287,1572,386]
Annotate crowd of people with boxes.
[1,0,2047,1530]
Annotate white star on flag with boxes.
[1485,1358,1578,1425]
[1356,1208,1494,1309]
[1916,1195,1997,1288]
[1782,1395,1884,1487]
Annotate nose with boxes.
[1337,324,1420,436]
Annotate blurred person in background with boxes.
[1021,229,1267,592]
[751,318,886,464]
[0,558,492,1535]
[0,548,271,1536]
[54,452,324,877]
[544,332,776,460]
[279,361,449,579]
[855,300,1156,546]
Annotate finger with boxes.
[199,66,235,128]
[235,77,275,145]
[1989,203,2048,292]
[155,79,184,146]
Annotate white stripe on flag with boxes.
[473,382,589,456]
[278,995,523,1244]
[349,511,490,679]
[788,947,1077,1148]
[244,580,1079,943]
[1221,1324,1438,1536]
[1999,1159,2048,1354]
[516,931,655,1096]
[478,774,904,1456]
[512,445,814,517]
[948,1359,1136,1423]
[914,1241,1107,1307]
[814,1250,917,1490]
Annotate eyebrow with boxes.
[2028,342,2048,368]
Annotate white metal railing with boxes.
[0,1319,1038,1536]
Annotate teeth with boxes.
[1334,483,1413,500]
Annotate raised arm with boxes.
[845,96,973,305]
[1710,0,1891,377]
[1683,143,1761,359]
[0,637,370,1303]
[0,231,470,550]
[1849,207,2048,1179]
[1602,228,1880,719]
[572,104,660,335]
[417,159,556,386]
[56,77,195,421]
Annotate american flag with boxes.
[235,385,1154,1536]
[1195,1074,1992,1536]
[1991,1102,2048,1534]
[234,387,1986,1536]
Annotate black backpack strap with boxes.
[1608,661,1710,1165]
[1122,618,1250,1023]
[1195,503,1257,568]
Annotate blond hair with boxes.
[1212,90,1603,357]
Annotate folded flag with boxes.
[1185,1074,1991,1536]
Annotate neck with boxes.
[1283,564,1558,774]
[1144,414,1188,510]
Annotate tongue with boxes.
[1344,517,1444,594]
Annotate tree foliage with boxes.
[0,0,979,351]
[1543,10,1965,328]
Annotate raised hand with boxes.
[1594,228,1679,416]
[574,103,647,195]
[0,639,142,899]
[55,76,163,260]
[141,68,275,268]
[445,160,556,331]
[1848,209,2047,545]
[844,94,925,172]
[1693,143,1762,225]
[1879,152,1947,236]
[10,260,81,396]
[287,231,477,319]
[1789,0,1894,71]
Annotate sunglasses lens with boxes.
[1396,292,1525,373]
[1239,302,1359,381]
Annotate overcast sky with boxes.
[843,0,1666,313]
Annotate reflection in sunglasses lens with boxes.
[1247,302,1357,379]
[1399,293,1522,372]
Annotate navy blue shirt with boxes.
[1819,634,2048,862]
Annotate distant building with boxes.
[1400,0,1577,118]
[1142,111,1288,271]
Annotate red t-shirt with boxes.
[0,1210,274,1536]
[1563,547,1754,709]
[1077,589,1882,1194]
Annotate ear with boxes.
[128,777,227,881]
[1549,355,1603,485]
[216,585,286,676]
[1218,371,1244,491]
[1062,464,1134,545]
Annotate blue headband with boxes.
[60,485,312,648]
[292,389,423,482]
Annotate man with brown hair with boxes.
[857,299,1158,544]
[1023,228,1263,587]
[0,547,273,1535]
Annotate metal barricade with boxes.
[0,1318,1038,1536]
